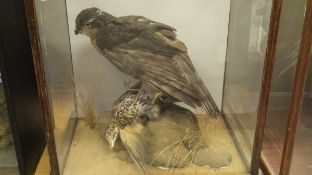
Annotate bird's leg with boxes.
[134,83,146,102]
[151,92,162,105]
[123,80,139,92]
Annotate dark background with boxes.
[0,1,46,175]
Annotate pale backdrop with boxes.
[66,0,231,113]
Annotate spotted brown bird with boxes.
[105,90,232,174]
[106,89,161,150]
[75,7,220,117]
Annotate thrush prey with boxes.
[106,89,232,174]
[75,7,220,117]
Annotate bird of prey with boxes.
[105,89,232,174]
[75,7,220,117]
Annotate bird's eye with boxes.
[85,23,91,27]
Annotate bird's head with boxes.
[75,7,117,37]
[105,123,119,149]
[75,7,102,37]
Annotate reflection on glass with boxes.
[35,0,78,172]
[0,75,19,175]
[32,0,285,174]
[222,0,273,169]
[261,0,308,174]
[289,60,312,175]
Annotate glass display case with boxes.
[288,65,312,175]
[261,0,310,174]
[223,0,272,168]
[261,0,312,174]
[24,0,311,174]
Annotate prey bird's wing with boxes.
[96,16,220,117]
[120,126,148,175]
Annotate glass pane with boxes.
[35,0,78,172]
[261,0,308,174]
[222,0,273,169]
[67,1,239,174]
[0,74,19,175]
[33,0,271,174]
[289,57,312,175]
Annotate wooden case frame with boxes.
[0,1,47,175]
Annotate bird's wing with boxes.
[118,15,178,39]
[118,15,187,52]
[105,48,202,109]
[97,18,219,116]
[120,125,148,175]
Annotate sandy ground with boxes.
[63,113,248,175]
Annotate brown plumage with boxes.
[105,89,232,174]
[75,7,220,117]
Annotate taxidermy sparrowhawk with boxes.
[75,7,220,117]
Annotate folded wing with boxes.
[97,16,220,116]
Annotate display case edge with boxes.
[23,0,60,174]
[251,0,284,174]
[280,0,312,174]
[260,156,272,175]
